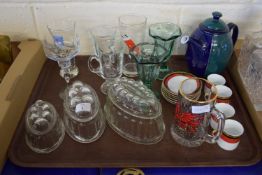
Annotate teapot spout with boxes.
[185,34,212,77]
[181,36,206,49]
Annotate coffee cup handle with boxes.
[205,108,225,144]
[88,55,102,77]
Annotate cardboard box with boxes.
[229,40,262,142]
[0,40,46,170]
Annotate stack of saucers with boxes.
[161,72,201,104]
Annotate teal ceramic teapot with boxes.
[184,11,238,77]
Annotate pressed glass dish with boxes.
[104,77,165,144]
[63,81,105,143]
[25,100,65,153]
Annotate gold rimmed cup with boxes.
[171,77,225,148]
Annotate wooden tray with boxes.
[8,55,262,167]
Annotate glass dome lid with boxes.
[63,81,100,122]
[200,11,229,34]
[107,77,162,119]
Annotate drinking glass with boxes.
[129,42,167,90]
[171,77,225,147]
[88,25,123,94]
[25,100,65,153]
[149,22,181,80]
[119,14,147,77]
[43,20,80,83]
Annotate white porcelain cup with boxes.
[210,103,235,129]
[217,119,244,151]
[205,74,226,95]
[215,85,232,103]
[207,74,226,85]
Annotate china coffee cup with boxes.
[216,119,244,151]
[215,85,232,103]
[207,74,226,85]
[210,103,235,129]
[205,74,226,95]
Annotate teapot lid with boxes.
[200,11,229,33]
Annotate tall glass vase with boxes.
[129,42,167,95]
[149,22,181,80]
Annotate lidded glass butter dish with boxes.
[104,77,165,144]
[63,81,105,143]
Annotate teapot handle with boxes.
[227,23,239,46]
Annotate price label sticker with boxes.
[192,104,210,114]
[121,34,136,49]
[75,103,91,113]
[53,35,64,46]
[181,36,189,44]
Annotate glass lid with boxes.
[25,100,57,135]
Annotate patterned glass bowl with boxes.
[25,100,65,153]
[63,81,105,143]
[104,77,166,144]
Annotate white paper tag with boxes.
[181,36,189,44]
[75,103,91,113]
[121,34,131,41]
[53,35,64,46]
[192,104,210,114]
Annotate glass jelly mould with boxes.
[63,81,105,143]
[104,77,166,145]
